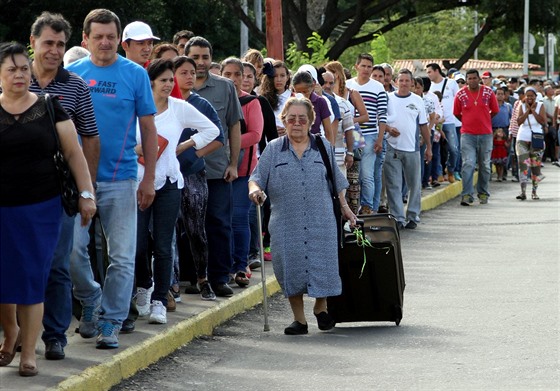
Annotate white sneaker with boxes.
[149,300,167,324]
[135,286,153,317]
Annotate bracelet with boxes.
[345,151,354,157]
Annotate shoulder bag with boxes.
[45,94,80,216]
[315,135,344,248]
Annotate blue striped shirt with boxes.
[346,78,387,136]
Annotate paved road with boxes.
[112,166,560,391]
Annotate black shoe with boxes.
[284,321,308,335]
[314,312,335,331]
[120,319,135,334]
[377,205,389,213]
[184,282,201,294]
[405,220,417,229]
[213,283,234,297]
[44,340,65,360]
[397,222,405,230]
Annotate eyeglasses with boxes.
[286,117,309,125]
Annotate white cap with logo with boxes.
[122,21,160,42]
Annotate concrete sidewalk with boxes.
[0,176,469,391]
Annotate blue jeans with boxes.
[136,179,181,305]
[431,140,441,179]
[442,123,459,174]
[383,146,422,224]
[360,133,383,209]
[455,126,462,172]
[42,211,74,346]
[206,179,233,285]
[70,180,138,326]
[231,176,251,273]
[460,133,493,197]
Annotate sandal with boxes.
[234,271,250,288]
[532,191,540,200]
[0,332,21,367]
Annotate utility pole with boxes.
[255,0,262,31]
[240,0,248,56]
[474,10,478,60]
[266,0,284,60]
[522,0,529,76]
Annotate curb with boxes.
[52,276,281,391]
[421,173,478,212]
[51,176,470,391]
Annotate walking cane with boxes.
[256,201,270,332]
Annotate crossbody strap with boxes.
[315,135,336,197]
[44,94,62,149]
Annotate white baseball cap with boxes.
[298,64,318,84]
[122,21,160,42]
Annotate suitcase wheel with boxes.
[394,305,403,326]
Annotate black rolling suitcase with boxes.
[327,214,405,325]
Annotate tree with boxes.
[0,0,241,60]
[224,0,560,64]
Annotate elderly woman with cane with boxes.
[248,97,356,335]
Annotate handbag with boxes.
[45,94,80,216]
[531,132,544,150]
[527,103,544,151]
[315,135,344,248]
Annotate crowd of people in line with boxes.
[1,8,559,376]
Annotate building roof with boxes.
[393,59,541,74]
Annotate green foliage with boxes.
[339,8,535,66]
[369,33,391,64]
[0,0,240,60]
[285,32,331,70]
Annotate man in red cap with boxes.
[481,71,493,88]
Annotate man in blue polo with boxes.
[28,11,100,360]
[67,8,158,349]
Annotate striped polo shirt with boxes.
[346,78,388,136]
[29,65,98,137]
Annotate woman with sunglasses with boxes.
[248,97,356,335]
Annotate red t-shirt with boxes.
[453,85,499,135]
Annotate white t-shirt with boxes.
[429,77,459,124]
[274,89,293,128]
[386,92,428,152]
[137,97,219,190]
[333,94,356,165]
[517,102,544,143]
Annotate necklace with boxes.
[469,87,481,106]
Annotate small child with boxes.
[491,128,509,181]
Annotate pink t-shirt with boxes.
[239,91,264,177]
[453,85,499,135]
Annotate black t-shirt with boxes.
[0,96,70,206]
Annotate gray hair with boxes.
[63,46,90,66]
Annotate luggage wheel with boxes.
[394,305,403,326]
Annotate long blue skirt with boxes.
[0,196,62,304]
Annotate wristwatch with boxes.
[346,151,354,157]
[80,190,95,201]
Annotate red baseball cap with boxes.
[482,71,492,78]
